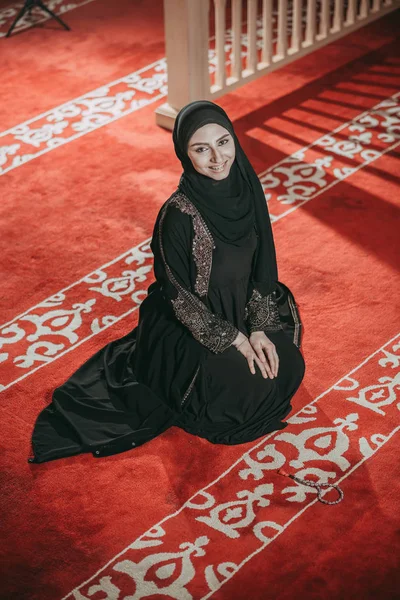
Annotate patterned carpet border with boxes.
[61,332,400,600]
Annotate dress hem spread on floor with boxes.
[30,191,305,464]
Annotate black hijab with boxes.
[173,100,278,296]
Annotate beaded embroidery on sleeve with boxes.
[244,289,282,333]
[159,194,238,354]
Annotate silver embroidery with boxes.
[159,196,238,354]
[287,292,301,348]
[170,292,238,353]
[169,193,215,297]
[181,365,200,407]
[245,289,282,333]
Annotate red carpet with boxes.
[1,1,400,598]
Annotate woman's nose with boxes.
[210,147,222,163]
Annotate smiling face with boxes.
[187,123,236,180]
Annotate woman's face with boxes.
[187,123,235,180]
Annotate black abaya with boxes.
[175,225,304,444]
[30,195,305,463]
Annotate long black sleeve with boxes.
[155,203,238,353]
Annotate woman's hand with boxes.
[232,332,270,379]
[249,331,279,378]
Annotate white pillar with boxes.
[231,0,243,81]
[155,0,211,130]
[261,0,272,67]
[290,0,302,52]
[305,0,317,45]
[246,0,258,76]
[332,0,344,32]
[276,0,288,59]
[345,0,357,26]
[214,0,227,90]
[359,0,369,19]
[319,0,329,38]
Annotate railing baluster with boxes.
[332,0,344,32]
[345,0,357,25]
[372,0,381,11]
[305,0,317,44]
[319,0,329,38]
[290,0,302,52]
[214,0,227,90]
[276,0,288,59]
[261,0,273,66]
[246,0,258,74]
[359,0,370,18]
[231,0,242,81]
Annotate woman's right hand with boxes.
[232,332,270,379]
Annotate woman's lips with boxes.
[209,161,227,172]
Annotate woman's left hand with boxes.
[249,331,279,378]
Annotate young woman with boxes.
[29,101,305,463]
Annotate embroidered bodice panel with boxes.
[169,193,215,298]
[158,194,238,353]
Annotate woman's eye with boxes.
[195,138,229,153]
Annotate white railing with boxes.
[155,0,399,129]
